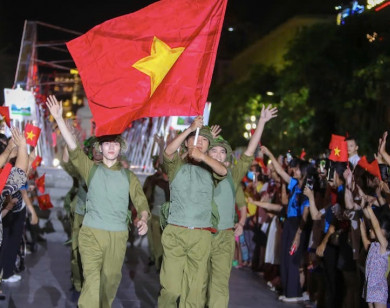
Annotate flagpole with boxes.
[193,127,200,146]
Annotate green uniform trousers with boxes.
[71,212,84,292]
[158,224,211,308]
[150,215,163,270]
[78,226,128,308]
[206,229,235,308]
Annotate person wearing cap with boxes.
[46,95,150,308]
[205,104,278,307]
[158,115,227,308]
[61,135,102,292]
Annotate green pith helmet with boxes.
[209,135,233,162]
[185,125,214,144]
[83,136,98,160]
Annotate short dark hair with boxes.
[345,136,358,146]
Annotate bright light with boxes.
[228,27,234,32]
[65,111,73,118]
[266,91,274,96]
[252,123,257,129]
[250,115,256,122]
[53,158,60,167]
[245,123,252,130]
[335,5,342,10]
[243,132,249,139]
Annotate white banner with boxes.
[3,87,37,122]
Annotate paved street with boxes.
[0,207,305,308]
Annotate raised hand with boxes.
[11,127,26,148]
[189,116,203,132]
[260,145,272,157]
[379,131,388,155]
[154,134,165,147]
[259,104,278,123]
[210,125,222,139]
[46,95,63,120]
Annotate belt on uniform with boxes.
[170,224,217,234]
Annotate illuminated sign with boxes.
[374,0,390,10]
[337,1,365,25]
[367,0,387,9]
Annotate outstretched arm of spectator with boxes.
[316,224,335,257]
[379,131,390,166]
[303,186,322,220]
[260,145,291,184]
[12,127,28,172]
[359,218,370,251]
[244,105,278,157]
[21,189,38,225]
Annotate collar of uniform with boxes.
[99,161,122,171]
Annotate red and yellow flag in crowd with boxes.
[24,124,41,147]
[0,107,11,127]
[66,0,228,136]
[328,134,348,162]
[358,156,382,179]
[35,173,45,194]
[37,194,53,210]
[31,155,43,170]
[0,163,12,193]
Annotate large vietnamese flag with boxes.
[66,0,228,136]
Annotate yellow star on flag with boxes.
[334,147,341,157]
[26,130,36,141]
[132,36,185,97]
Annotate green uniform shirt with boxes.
[68,146,150,231]
[61,160,87,216]
[214,154,253,230]
[163,152,222,228]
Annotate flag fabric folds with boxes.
[37,194,53,210]
[328,134,348,162]
[0,107,11,127]
[66,0,228,136]
[35,173,45,194]
[24,124,41,147]
[0,163,13,193]
[358,156,382,180]
[31,155,43,170]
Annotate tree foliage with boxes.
[210,10,390,159]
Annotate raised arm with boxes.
[365,203,388,253]
[260,145,291,184]
[303,186,322,220]
[379,131,390,166]
[165,116,203,159]
[12,127,28,172]
[245,105,278,157]
[188,146,227,176]
[46,95,77,151]
[359,218,370,251]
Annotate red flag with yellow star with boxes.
[357,156,382,179]
[0,106,11,127]
[37,194,53,210]
[35,173,45,194]
[328,134,348,162]
[66,0,227,136]
[31,155,42,170]
[24,124,41,147]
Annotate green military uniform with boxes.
[61,159,87,292]
[143,171,169,270]
[206,138,253,308]
[158,150,222,308]
[68,146,150,308]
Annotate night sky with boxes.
[0,0,339,91]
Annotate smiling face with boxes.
[99,141,121,161]
[208,146,227,163]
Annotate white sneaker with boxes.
[282,296,302,302]
[3,274,21,283]
[302,291,310,301]
[278,295,286,301]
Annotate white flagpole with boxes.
[193,127,200,146]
